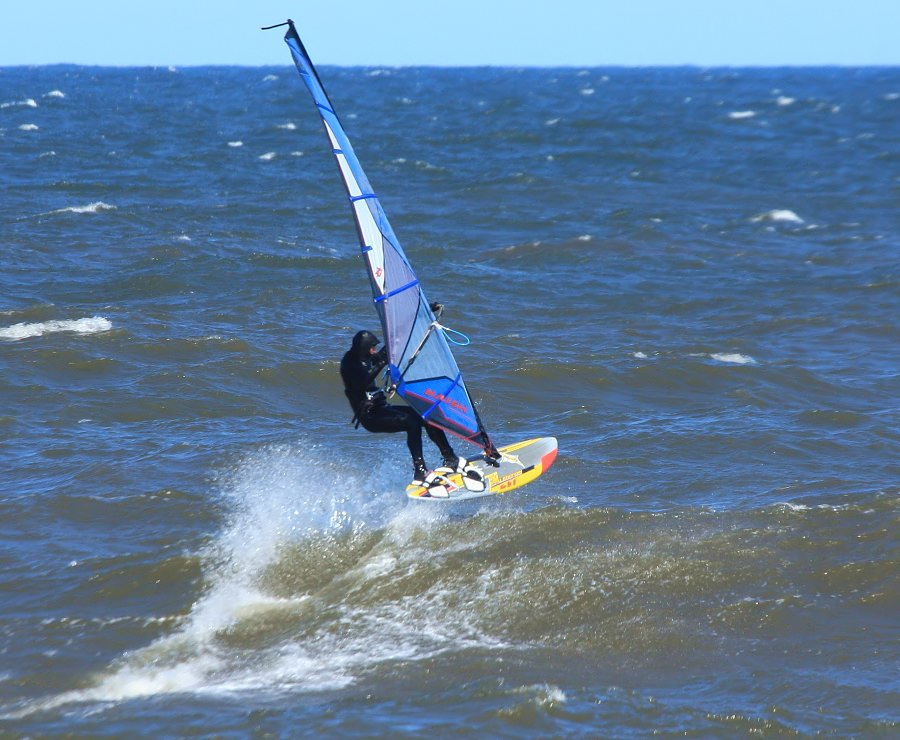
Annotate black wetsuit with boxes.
[339,340,454,465]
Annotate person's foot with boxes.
[437,454,466,473]
[412,458,428,485]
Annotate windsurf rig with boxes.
[265,19,499,459]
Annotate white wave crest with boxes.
[728,110,756,120]
[44,90,66,98]
[258,151,277,161]
[48,201,117,215]
[752,209,804,224]
[0,317,112,341]
[779,502,811,512]
[710,353,756,365]
[516,683,567,707]
[18,123,39,131]
[1,98,37,109]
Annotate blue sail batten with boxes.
[421,373,464,420]
[280,20,496,455]
[374,279,419,303]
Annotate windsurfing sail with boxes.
[271,19,498,457]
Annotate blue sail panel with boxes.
[399,375,481,440]
[281,20,496,453]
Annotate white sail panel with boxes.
[354,200,387,294]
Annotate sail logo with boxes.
[374,266,383,278]
[425,387,468,414]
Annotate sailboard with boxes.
[267,19,557,499]
[407,437,558,501]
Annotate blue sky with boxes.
[2,1,898,66]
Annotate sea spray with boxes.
[10,443,410,714]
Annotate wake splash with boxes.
[8,443,452,716]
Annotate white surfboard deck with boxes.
[406,437,558,502]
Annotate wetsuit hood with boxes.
[351,330,380,359]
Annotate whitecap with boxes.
[258,151,277,161]
[776,96,795,106]
[0,317,113,341]
[262,74,278,82]
[276,122,297,130]
[710,353,756,365]
[779,502,810,512]
[48,201,117,215]
[510,683,568,707]
[2,98,37,109]
[579,87,595,96]
[18,123,39,131]
[752,209,804,224]
[728,110,756,120]
[44,90,66,99]
[227,140,243,147]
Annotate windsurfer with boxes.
[340,329,462,483]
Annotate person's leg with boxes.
[362,406,425,466]
[424,424,457,466]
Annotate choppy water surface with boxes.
[1,63,898,735]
